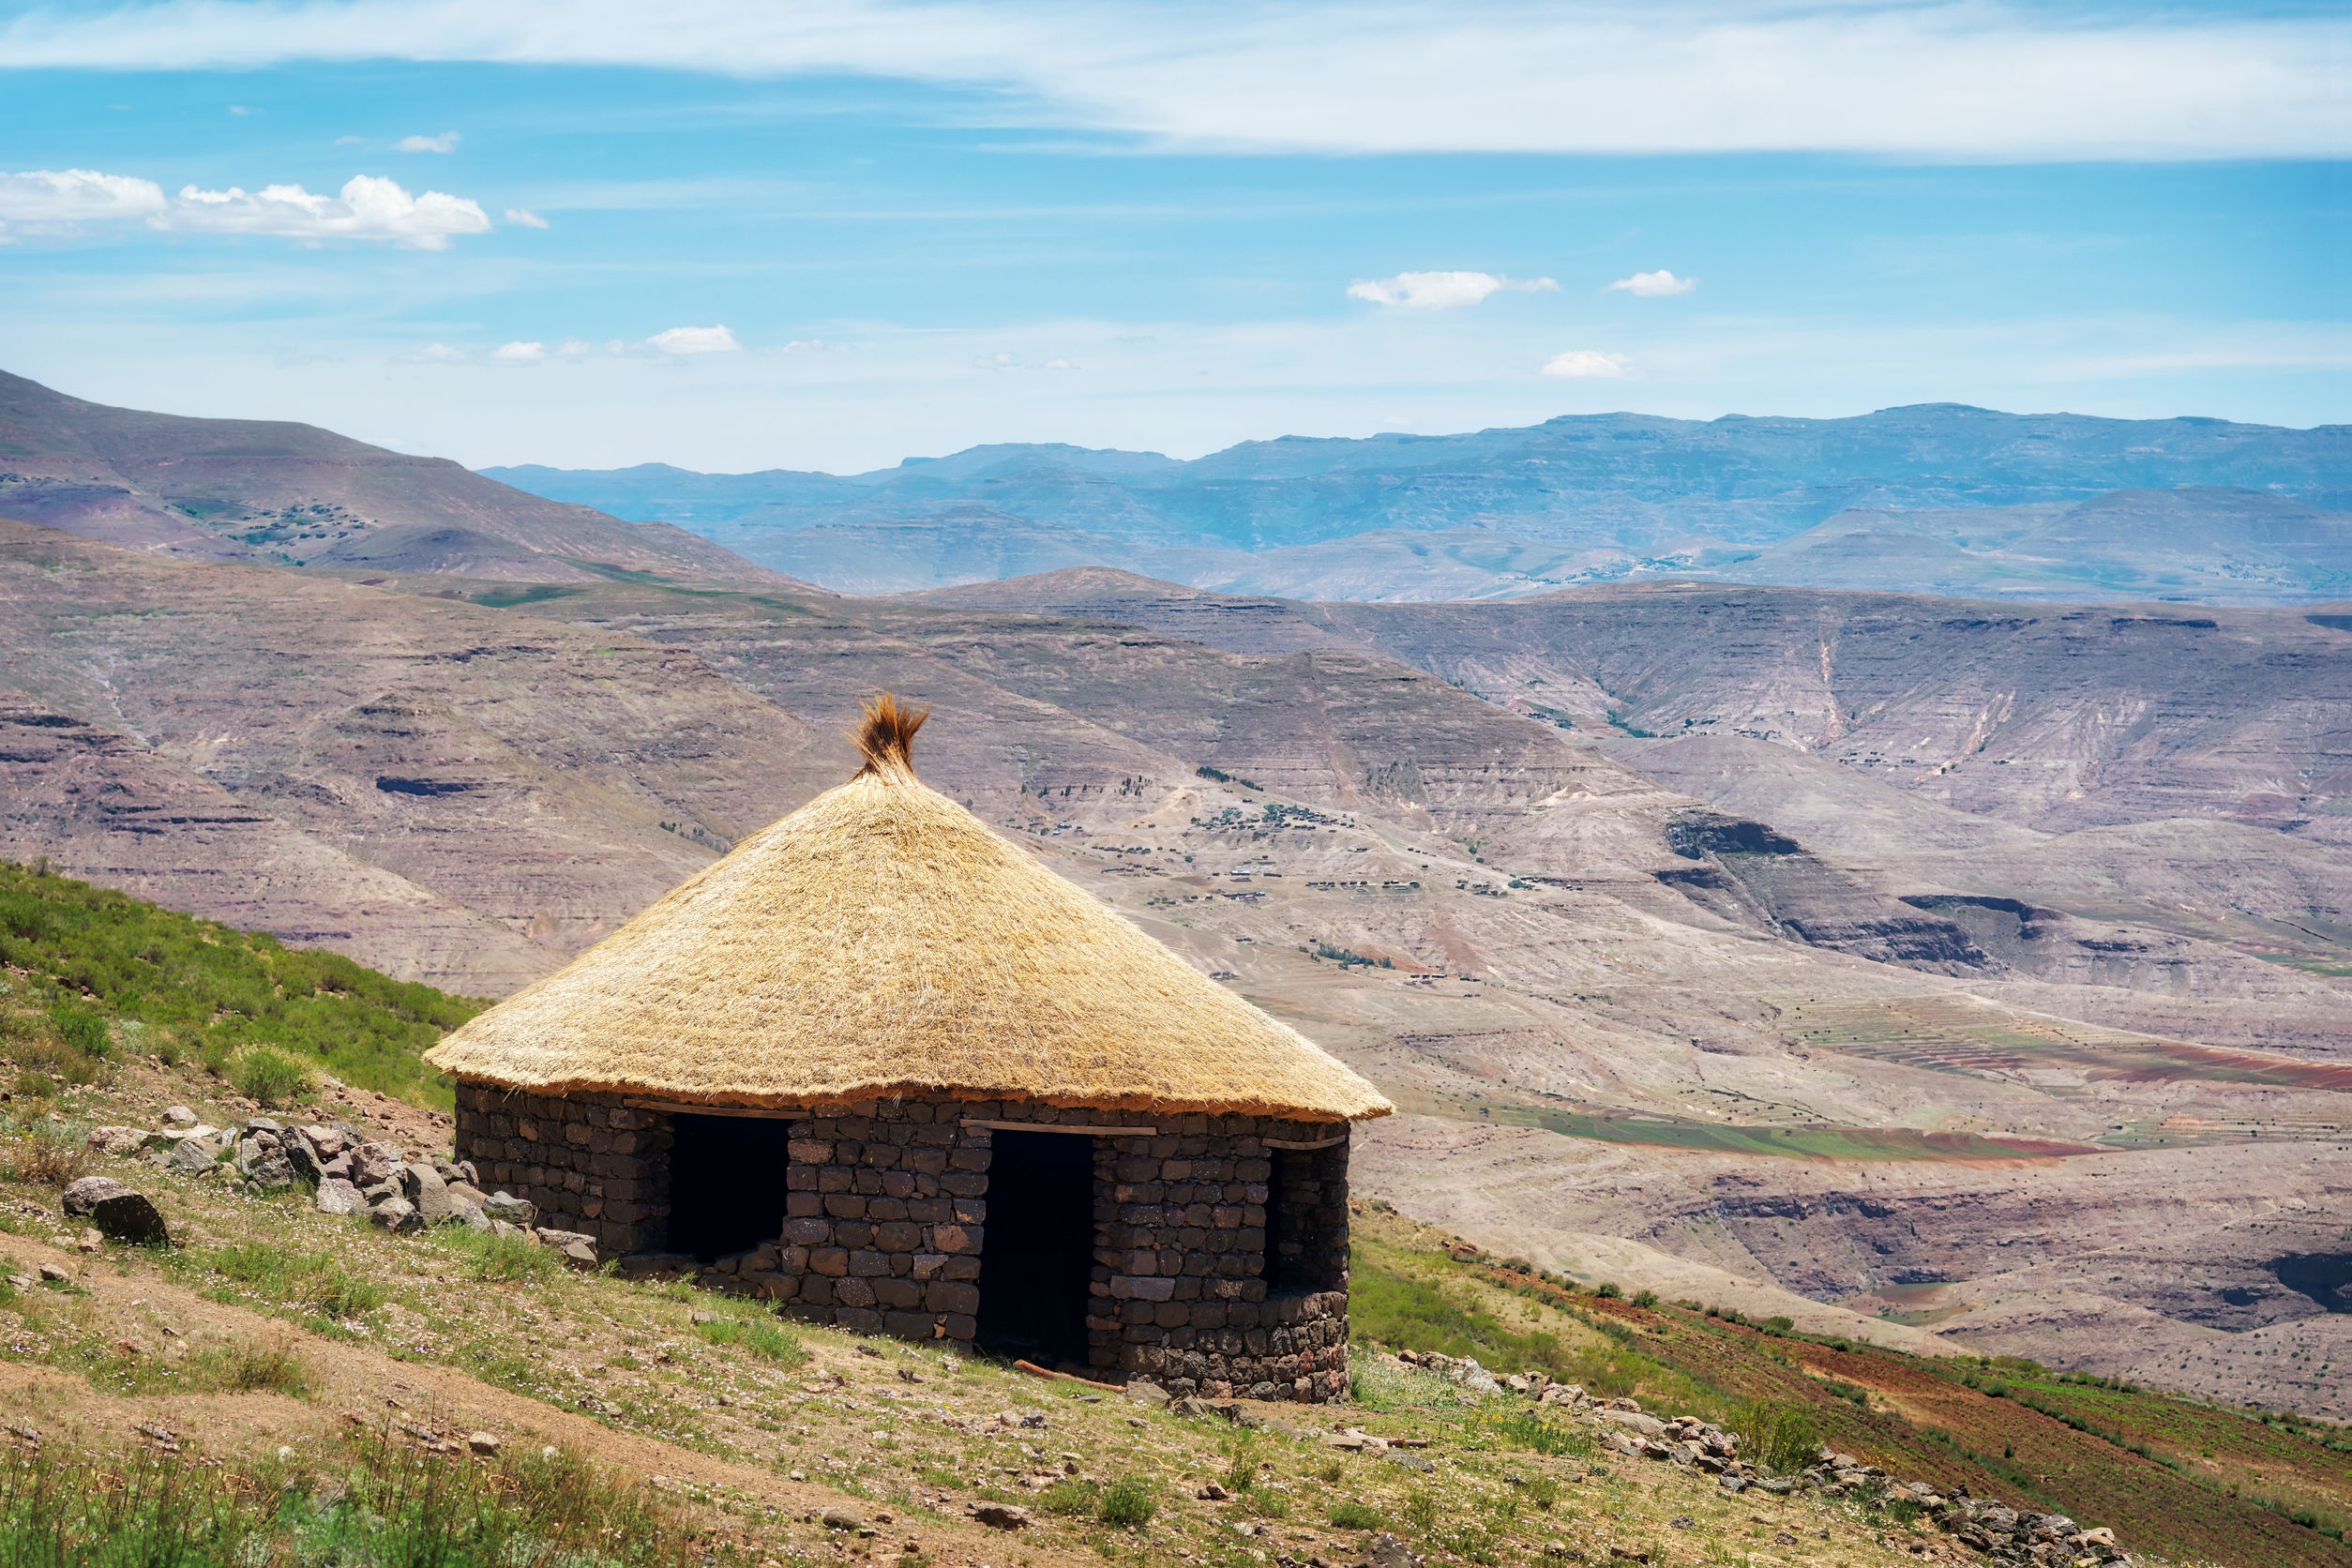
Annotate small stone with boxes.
[467,1432,501,1455]
[1199,1483,1229,1500]
[1668,1517,1694,1530]
[86,1125,146,1157]
[38,1261,69,1283]
[1124,1380,1171,1409]
[163,1137,225,1176]
[822,1508,864,1531]
[1364,1534,1423,1568]
[968,1502,1030,1530]
[351,1141,407,1188]
[161,1107,195,1128]
[75,1229,101,1254]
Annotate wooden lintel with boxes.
[1262,1135,1349,1150]
[962,1120,1157,1136]
[625,1100,799,1120]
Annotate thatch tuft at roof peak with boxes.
[854,691,929,778]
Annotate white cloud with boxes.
[1606,269,1696,297]
[0,3,2336,160]
[557,338,594,356]
[228,104,252,116]
[394,130,460,154]
[503,205,549,229]
[1347,271,1558,310]
[491,340,546,362]
[648,324,741,355]
[164,173,490,249]
[1543,350,1632,379]
[0,168,168,228]
[2,168,490,249]
[333,134,364,145]
[414,341,465,361]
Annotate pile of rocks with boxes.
[1380,1352,2133,1565]
[84,1107,600,1266]
[1802,1452,2130,1566]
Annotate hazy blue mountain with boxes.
[488,404,2349,558]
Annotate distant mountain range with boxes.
[487,404,2352,603]
[0,369,789,588]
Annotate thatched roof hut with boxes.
[425,696,1389,1121]
[430,697,1388,1398]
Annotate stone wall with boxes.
[448,1086,1356,1403]
[449,1085,669,1257]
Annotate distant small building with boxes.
[426,696,1391,1400]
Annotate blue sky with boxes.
[0,2,2344,473]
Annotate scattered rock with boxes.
[369,1197,423,1233]
[1198,1483,1229,1500]
[968,1502,1030,1530]
[161,1107,195,1128]
[62,1174,174,1248]
[537,1229,599,1268]
[315,1179,368,1215]
[467,1432,501,1456]
[1362,1533,1423,1568]
[38,1261,69,1283]
[821,1508,864,1531]
[482,1191,537,1228]
[162,1136,225,1176]
[86,1125,146,1157]
[75,1229,101,1254]
[402,1161,452,1224]
[1123,1380,1171,1409]
[351,1140,407,1188]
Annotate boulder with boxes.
[481,1192,536,1228]
[451,1200,489,1231]
[314,1178,368,1215]
[536,1229,599,1269]
[351,1141,406,1188]
[370,1197,423,1233]
[1595,1410,1669,1439]
[968,1502,1030,1530]
[821,1508,864,1531]
[62,1176,173,1245]
[163,1137,225,1176]
[445,1182,489,1210]
[467,1432,501,1456]
[243,1153,294,1193]
[1364,1533,1424,1568]
[86,1125,147,1157]
[161,1106,196,1128]
[1123,1380,1171,1409]
[298,1124,346,1159]
[402,1162,453,1224]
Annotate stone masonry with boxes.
[450,1087,1354,1402]
[451,1085,668,1256]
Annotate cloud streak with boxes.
[1543,349,1631,379]
[0,167,490,248]
[394,129,460,152]
[0,2,2339,160]
[648,324,741,354]
[1607,268,1694,296]
[1348,271,1558,309]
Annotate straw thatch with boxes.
[424,697,1392,1121]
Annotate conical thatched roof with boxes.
[424,698,1392,1121]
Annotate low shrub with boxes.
[442,1226,563,1283]
[1328,1501,1383,1530]
[231,1048,313,1108]
[692,1312,805,1364]
[1737,1398,1821,1474]
[9,1123,90,1188]
[1039,1479,1101,1517]
[1098,1477,1157,1530]
[197,1242,385,1319]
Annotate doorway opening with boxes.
[666,1113,792,1263]
[973,1130,1096,1368]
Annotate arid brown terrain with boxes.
[4,381,2347,1425]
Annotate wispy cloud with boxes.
[503,205,549,229]
[491,340,546,362]
[1348,271,1558,310]
[1606,269,1695,297]
[0,167,490,248]
[0,2,2335,159]
[1543,350,1632,379]
[648,324,740,354]
[394,129,460,153]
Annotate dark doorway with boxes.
[667,1113,792,1263]
[973,1131,1095,1367]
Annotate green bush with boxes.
[1403,1491,1440,1530]
[1038,1480,1100,1517]
[1328,1501,1383,1530]
[438,1226,563,1283]
[1483,1407,1594,1458]
[1630,1289,1659,1308]
[1595,1282,1622,1299]
[1098,1478,1157,1530]
[1737,1398,1821,1474]
[231,1048,314,1108]
[196,1243,384,1319]
[693,1312,806,1364]
[1526,1474,1560,1511]
[46,1003,110,1058]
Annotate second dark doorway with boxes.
[972,1130,1095,1368]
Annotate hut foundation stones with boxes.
[451,1088,1354,1402]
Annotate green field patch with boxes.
[1481,1100,2086,1162]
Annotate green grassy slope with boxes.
[1349,1228,2352,1568]
[0,860,481,1108]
